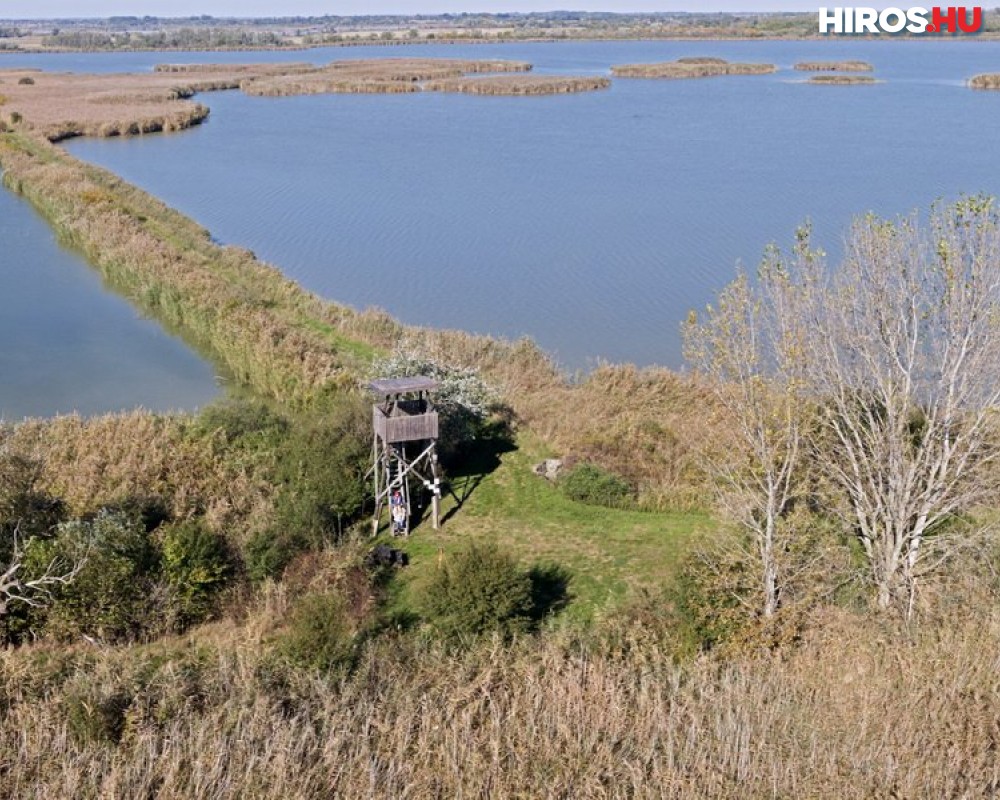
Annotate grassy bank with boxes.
[0,131,384,407]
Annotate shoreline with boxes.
[0,121,708,506]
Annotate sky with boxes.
[0,1,827,20]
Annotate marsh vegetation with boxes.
[423,74,610,96]
[794,60,874,72]
[611,59,777,79]
[969,72,1000,89]
[807,74,879,85]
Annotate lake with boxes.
[5,39,1000,406]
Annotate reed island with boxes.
[611,58,777,79]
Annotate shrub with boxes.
[278,590,355,672]
[10,111,21,124]
[64,687,130,746]
[559,463,634,508]
[29,511,159,642]
[272,398,370,542]
[17,76,34,85]
[160,520,232,628]
[0,453,65,548]
[195,398,288,444]
[421,544,533,639]
[244,528,309,583]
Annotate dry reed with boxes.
[969,73,1000,89]
[0,604,998,797]
[611,60,777,79]
[794,60,874,72]
[807,75,879,85]
[423,74,611,96]
[0,412,276,542]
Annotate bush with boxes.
[0,453,65,548]
[272,398,370,542]
[64,687,130,746]
[278,591,355,672]
[195,398,288,444]
[421,544,533,639]
[559,463,634,508]
[160,520,232,629]
[244,528,309,583]
[17,76,33,85]
[28,511,159,642]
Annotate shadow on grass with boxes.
[528,563,573,624]
[438,419,518,526]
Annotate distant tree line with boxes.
[42,28,283,50]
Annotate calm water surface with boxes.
[0,187,220,420]
[6,40,1000,388]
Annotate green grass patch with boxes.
[300,316,381,364]
[384,434,711,624]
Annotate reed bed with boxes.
[242,77,419,96]
[0,60,537,141]
[794,60,874,72]
[0,605,998,798]
[242,58,542,97]
[0,412,276,540]
[676,56,728,65]
[807,75,879,85]
[969,73,1000,89]
[0,67,253,140]
[611,60,777,79]
[153,62,316,74]
[424,74,611,96]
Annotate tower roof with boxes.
[367,376,440,395]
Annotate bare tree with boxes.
[699,197,1000,614]
[683,240,808,618]
[0,525,86,619]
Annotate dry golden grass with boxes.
[424,74,611,95]
[676,56,728,65]
[0,412,276,543]
[794,60,874,72]
[238,59,613,98]
[807,74,879,85]
[0,59,542,139]
[1,603,999,798]
[611,60,777,79]
[0,67,238,140]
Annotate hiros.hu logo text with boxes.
[819,7,983,33]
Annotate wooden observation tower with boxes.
[369,377,442,536]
